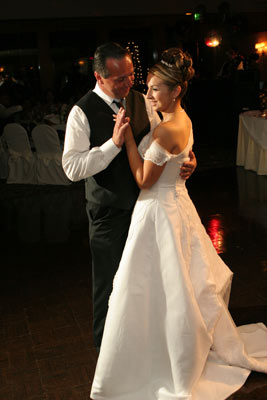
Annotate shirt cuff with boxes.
[100,138,122,157]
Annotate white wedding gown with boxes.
[90,130,267,400]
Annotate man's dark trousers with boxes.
[87,202,133,348]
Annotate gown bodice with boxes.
[138,130,193,193]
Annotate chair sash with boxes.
[8,149,34,162]
[36,152,62,166]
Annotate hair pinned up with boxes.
[149,48,195,99]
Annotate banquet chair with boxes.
[3,123,36,184]
[31,124,70,185]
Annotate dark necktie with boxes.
[112,100,124,111]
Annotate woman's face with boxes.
[146,73,177,113]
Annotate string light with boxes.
[126,41,146,92]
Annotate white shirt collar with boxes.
[93,83,124,106]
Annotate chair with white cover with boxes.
[31,124,70,185]
[3,123,36,184]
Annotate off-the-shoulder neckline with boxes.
[150,130,193,158]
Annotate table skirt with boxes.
[236,126,267,175]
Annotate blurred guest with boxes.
[42,90,60,115]
[0,73,5,87]
[0,88,22,135]
[217,47,244,80]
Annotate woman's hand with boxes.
[112,108,131,148]
[180,150,197,180]
[124,122,134,145]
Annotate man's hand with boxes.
[112,108,130,148]
[180,150,197,180]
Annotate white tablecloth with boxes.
[236,110,267,175]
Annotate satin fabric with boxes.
[91,131,267,400]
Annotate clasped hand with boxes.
[112,108,132,148]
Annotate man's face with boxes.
[95,55,135,99]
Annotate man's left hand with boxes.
[180,150,197,180]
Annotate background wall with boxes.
[0,0,266,20]
[0,0,266,118]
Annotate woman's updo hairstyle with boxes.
[149,48,195,99]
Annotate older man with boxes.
[62,42,196,348]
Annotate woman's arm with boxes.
[115,108,165,189]
[115,108,196,189]
[125,131,165,189]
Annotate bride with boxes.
[90,48,267,400]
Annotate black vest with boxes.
[76,90,150,210]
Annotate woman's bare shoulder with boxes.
[152,115,192,154]
[152,121,176,139]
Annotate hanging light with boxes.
[205,31,222,47]
[255,42,267,54]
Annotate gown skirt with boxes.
[90,131,267,400]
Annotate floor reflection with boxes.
[206,214,226,254]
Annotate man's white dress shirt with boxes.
[62,83,160,182]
